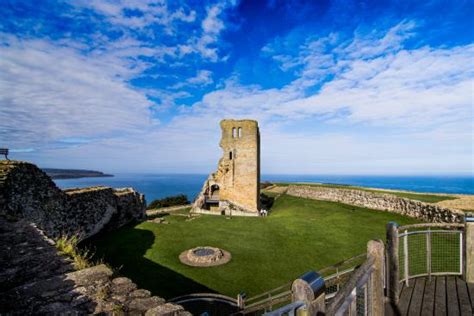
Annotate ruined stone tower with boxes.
[192,119,260,216]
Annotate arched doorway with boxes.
[210,184,220,201]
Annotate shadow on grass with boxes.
[81,224,215,299]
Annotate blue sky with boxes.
[1,0,473,175]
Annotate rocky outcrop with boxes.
[0,160,145,240]
[287,185,464,223]
[0,217,189,315]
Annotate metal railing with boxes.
[238,253,366,314]
[386,221,467,307]
[239,282,293,314]
[396,223,464,285]
[262,301,305,316]
[319,253,366,300]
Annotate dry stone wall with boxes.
[286,185,464,223]
[0,160,146,240]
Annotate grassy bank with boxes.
[84,194,419,299]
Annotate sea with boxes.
[54,174,474,203]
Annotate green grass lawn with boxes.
[84,194,419,299]
[274,182,457,203]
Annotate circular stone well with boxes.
[179,246,231,267]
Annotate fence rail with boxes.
[386,221,468,307]
[397,224,464,286]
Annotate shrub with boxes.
[260,193,274,210]
[56,235,93,270]
[260,181,273,189]
[147,194,190,210]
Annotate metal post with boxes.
[426,229,431,281]
[364,284,368,315]
[349,288,357,316]
[386,222,400,305]
[268,293,272,311]
[403,230,409,286]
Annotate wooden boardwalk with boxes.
[387,276,474,315]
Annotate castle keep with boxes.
[192,119,260,216]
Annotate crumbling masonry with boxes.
[192,119,260,216]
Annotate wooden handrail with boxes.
[326,256,375,314]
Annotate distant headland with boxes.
[42,168,113,179]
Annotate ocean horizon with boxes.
[54,173,474,203]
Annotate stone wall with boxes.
[286,185,464,223]
[0,217,189,315]
[0,161,191,314]
[0,160,146,240]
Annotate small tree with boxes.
[147,194,189,209]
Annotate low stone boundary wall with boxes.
[0,161,146,240]
[286,185,464,223]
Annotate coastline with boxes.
[50,174,114,180]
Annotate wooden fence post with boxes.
[386,222,399,305]
[466,214,474,283]
[368,240,385,316]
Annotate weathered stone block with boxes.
[128,296,165,312]
[145,303,185,316]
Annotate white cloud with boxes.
[185,0,236,61]
[131,23,471,174]
[3,17,472,175]
[71,0,196,33]
[188,70,213,85]
[171,70,214,89]
[0,34,154,149]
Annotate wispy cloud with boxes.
[181,0,236,61]
[0,34,154,149]
[71,0,196,33]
